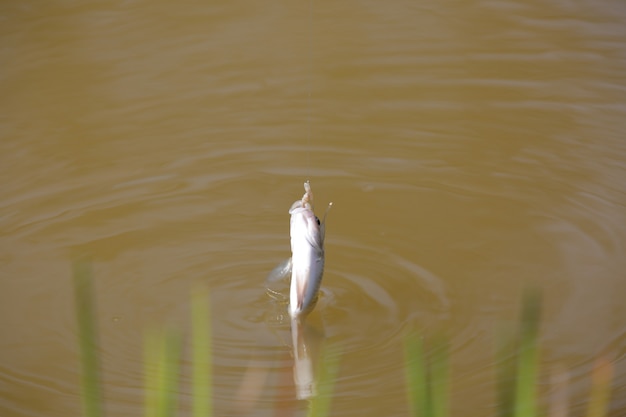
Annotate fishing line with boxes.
[306,0,313,180]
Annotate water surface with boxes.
[1,1,625,416]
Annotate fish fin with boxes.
[266,258,292,284]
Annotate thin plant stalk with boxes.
[513,289,542,417]
[404,333,449,417]
[307,344,341,417]
[144,329,181,417]
[430,338,450,417]
[73,260,104,417]
[404,333,429,417]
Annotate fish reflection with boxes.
[290,316,326,400]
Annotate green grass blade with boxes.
[404,332,430,417]
[307,344,341,417]
[73,260,104,417]
[161,331,182,417]
[144,328,181,417]
[513,289,542,417]
[430,338,450,417]
[191,283,212,417]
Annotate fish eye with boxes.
[315,216,320,226]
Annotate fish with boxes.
[289,180,331,318]
[266,181,331,318]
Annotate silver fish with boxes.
[289,181,331,318]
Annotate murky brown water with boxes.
[2,1,626,416]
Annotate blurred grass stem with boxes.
[73,260,104,417]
